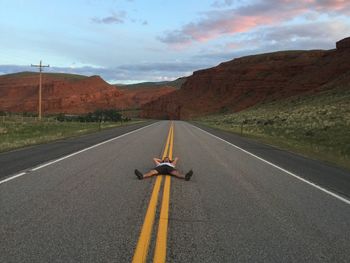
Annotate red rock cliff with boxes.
[119,86,177,109]
[141,38,350,119]
[336,37,350,50]
[0,73,124,114]
[0,73,176,115]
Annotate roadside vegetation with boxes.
[0,110,143,153]
[196,86,350,170]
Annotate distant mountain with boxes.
[2,71,88,80]
[0,72,123,114]
[116,86,177,110]
[116,77,187,90]
[110,78,185,110]
[141,37,350,119]
[0,72,176,115]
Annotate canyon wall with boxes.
[0,73,175,115]
[141,38,350,119]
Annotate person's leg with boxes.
[169,169,184,179]
[134,169,143,179]
[185,170,193,181]
[134,169,158,180]
[170,169,193,181]
[143,169,159,179]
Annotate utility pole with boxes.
[121,104,124,126]
[31,60,49,120]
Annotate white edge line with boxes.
[0,122,158,185]
[192,124,350,205]
[0,172,26,184]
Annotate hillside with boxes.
[3,71,88,80]
[118,86,177,110]
[116,77,186,90]
[196,73,350,169]
[0,72,124,114]
[141,37,350,119]
[114,77,184,106]
[0,72,176,115]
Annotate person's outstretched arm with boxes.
[153,158,162,165]
[172,157,179,166]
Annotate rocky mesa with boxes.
[0,72,176,115]
[118,86,177,110]
[141,37,350,119]
[0,73,124,114]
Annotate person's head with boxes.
[163,157,171,162]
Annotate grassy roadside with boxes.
[0,118,145,153]
[195,86,350,170]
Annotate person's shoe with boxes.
[134,169,143,180]
[185,170,193,181]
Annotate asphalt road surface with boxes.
[1,121,349,262]
[0,121,155,179]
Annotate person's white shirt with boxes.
[156,162,175,168]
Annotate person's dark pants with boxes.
[154,165,176,175]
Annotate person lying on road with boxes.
[134,157,193,181]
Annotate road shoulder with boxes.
[191,122,350,199]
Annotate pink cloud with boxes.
[314,0,349,10]
[158,0,350,46]
[224,41,242,49]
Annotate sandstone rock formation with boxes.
[336,37,350,50]
[0,73,123,114]
[119,86,177,110]
[0,72,176,115]
[141,38,350,119]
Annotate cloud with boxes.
[258,20,350,46]
[92,11,149,26]
[159,0,350,46]
[157,30,193,47]
[118,61,208,72]
[193,19,350,66]
[91,11,126,24]
[211,0,234,8]
[314,0,350,13]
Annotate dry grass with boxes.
[197,86,350,170]
[0,117,144,152]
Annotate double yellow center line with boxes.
[132,122,174,263]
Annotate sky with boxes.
[1,0,350,83]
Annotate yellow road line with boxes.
[168,123,174,160]
[132,123,173,263]
[162,123,173,159]
[132,176,163,263]
[154,176,171,263]
[153,122,174,263]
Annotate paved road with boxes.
[192,122,350,199]
[0,121,155,179]
[1,121,349,262]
